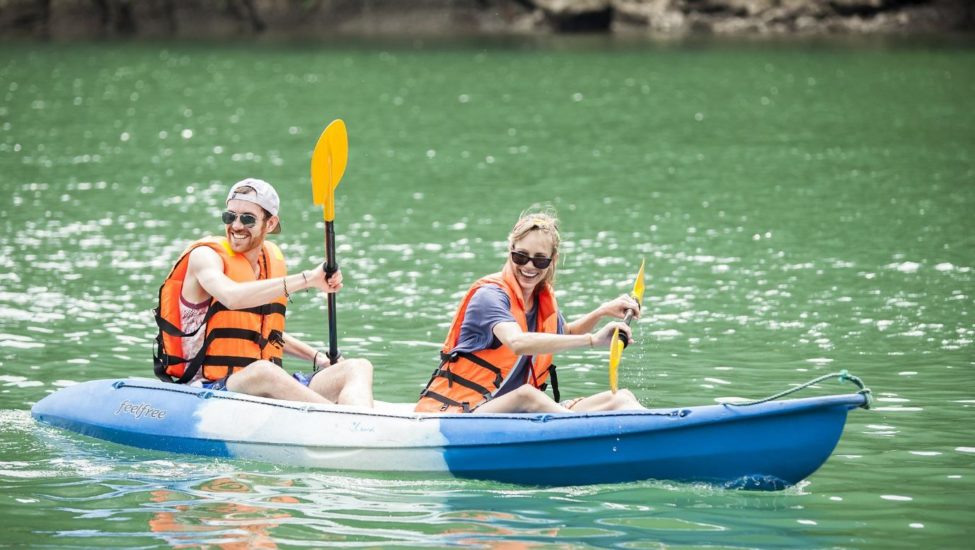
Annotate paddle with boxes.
[311,119,348,365]
[609,259,646,393]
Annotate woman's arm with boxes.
[565,295,641,335]
[494,320,632,356]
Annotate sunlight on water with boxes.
[0,40,972,547]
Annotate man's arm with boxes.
[282,333,329,370]
[185,246,341,310]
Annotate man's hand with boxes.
[303,264,343,293]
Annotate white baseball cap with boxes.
[226,178,281,233]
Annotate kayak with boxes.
[31,377,869,489]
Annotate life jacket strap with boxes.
[154,306,205,338]
[417,389,473,413]
[441,350,505,388]
[209,302,287,318]
[435,366,493,400]
[153,331,184,383]
[207,327,263,344]
[548,364,560,402]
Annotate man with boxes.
[153,178,373,407]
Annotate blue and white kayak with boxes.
[31,378,869,489]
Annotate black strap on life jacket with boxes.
[443,351,505,388]
[546,364,560,403]
[416,389,473,413]
[417,351,507,412]
[153,298,286,384]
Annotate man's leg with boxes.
[567,388,645,412]
[308,358,374,408]
[225,360,330,403]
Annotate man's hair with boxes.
[229,185,272,218]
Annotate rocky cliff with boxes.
[1,0,971,39]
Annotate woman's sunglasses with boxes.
[222,211,259,228]
[510,250,553,269]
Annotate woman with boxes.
[415,209,645,414]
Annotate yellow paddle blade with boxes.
[311,127,330,205]
[609,327,623,394]
[631,258,646,305]
[310,119,348,222]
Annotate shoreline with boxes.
[1,0,971,42]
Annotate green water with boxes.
[1,38,973,547]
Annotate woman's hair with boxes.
[507,206,561,287]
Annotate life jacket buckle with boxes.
[268,330,285,349]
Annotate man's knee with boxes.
[242,360,285,380]
[335,358,373,377]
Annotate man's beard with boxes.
[226,226,265,253]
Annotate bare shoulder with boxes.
[182,245,223,303]
[186,245,222,273]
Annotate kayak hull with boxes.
[31,378,866,489]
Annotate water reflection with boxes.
[148,476,297,549]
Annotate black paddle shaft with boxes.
[618,308,636,348]
[324,221,340,365]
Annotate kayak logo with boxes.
[114,400,167,420]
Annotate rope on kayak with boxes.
[727,370,872,409]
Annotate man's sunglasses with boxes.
[222,211,260,228]
[510,250,553,269]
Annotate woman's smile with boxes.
[509,231,555,294]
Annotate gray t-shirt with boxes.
[453,285,564,397]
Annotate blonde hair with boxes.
[507,207,561,287]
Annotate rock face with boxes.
[0,0,971,39]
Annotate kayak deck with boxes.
[32,378,868,489]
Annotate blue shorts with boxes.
[291,371,315,386]
[200,377,229,391]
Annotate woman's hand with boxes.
[304,265,343,293]
[592,321,633,348]
[600,294,641,320]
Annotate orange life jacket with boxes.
[153,236,288,383]
[415,265,560,413]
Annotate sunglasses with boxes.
[510,250,553,269]
[222,211,260,228]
